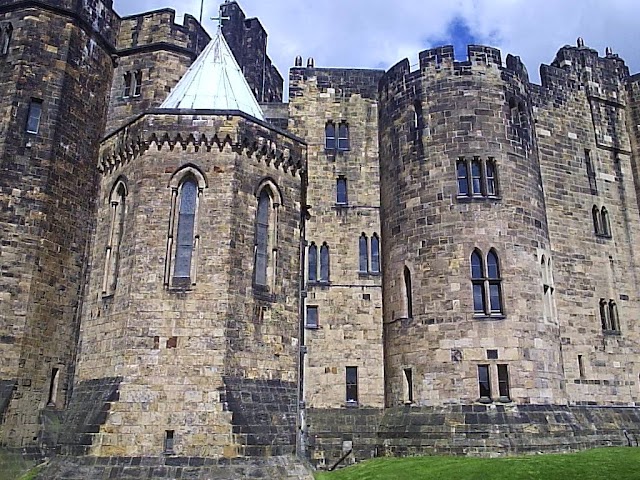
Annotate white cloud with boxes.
[113,0,640,85]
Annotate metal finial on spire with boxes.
[211,5,230,30]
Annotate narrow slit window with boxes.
[404,266,413,319]
[164,430,175,453]
[103,180,127,296]
[403,368,414,404]
[601,207,611,238]
[592,205,601,235]
[26,99,43,134]
[609,301,619,332]
[346,366,358,404]
[47,368,60,406]
[254,189,271,286]
[578,355,585,379]
[133,70,143,97]
[457,159,469,196]
[370,234,380,273]
[308,242,318,283]
[123,72,132,97]
[487,250,502,315]
[471,250,485,315]
[486,159,497,196]
[319,242,330,282]
[1,23,12,55]
[471,158,482,195]
[359,233,368,272]
[306,305,318,329]
[599,298,609,330]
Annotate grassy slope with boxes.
[0,450,36,480]
[315,447,640,480]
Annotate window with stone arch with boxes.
[456,156,499,198]
[319,242,330,283]
[308,242,318,283]
[358,233,368,272]
[102,178,127,296]
[601,207,611,238]
[412,100,423,133]
[471,248,504,317]
[541,255,556,322]
[592,205,601,235]
[370,233,380,273]
[337,122,350,151]
[325,121,336,150]
[165,165,206,288]
[253,179,281,292]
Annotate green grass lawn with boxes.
[314,447,640,480]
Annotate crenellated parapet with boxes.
[99,112,306,177]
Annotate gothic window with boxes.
[123,72,132,97]
[47,367,60,407]
[325,122,336,150]
[174,178,198,281]
[471,250,486,315]
[1,22,12,55]
[308,242,318,283]
[306,305,318,329]
[456,156,499,198]
[252,181,280,292]
[412,100,423,135]
[165,166,206,288]
[541,255,556,323]
[599,298,609,330]
[338,122,350,150]
[336,177,348,205]
[102,179,127,296]
[403,368,414,404]
[601,207,611,238]
[592,205,601,235]
[601,299,620,333]
[346,366,358,404]
[26,99,42,134]
[359,233,368,272]
[404,266,413,319]
[471,249,503,317]
[370,233,380,273]
[609,301,619,332]
[319,242,330,282]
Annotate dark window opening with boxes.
[456,156,498,198]
[585,149,598,194]
[370,234,380,273]
[26,99,43,134]
[173,178,197,283]
[601,207,611,238]
[471,249,503,317]
[599,298,609,330]
[133,70,142,97]
[325,122,336,150]
[578,355,585,379]
[404,266,413,319]
[308,242,317,283]
[319,243,330,282]
[497,364,510,401]
[478,364,491,402]
[487,349,498,360]
[336,177,348,205]
[403,368,414,404]
[1,23,12,55]
[359,233,368,272]
[306,305,318,329]
[457,159,469,196]
[123,72,132,97]
[471,158,482,195]
[609,300,619,332]
[164,430,175,453]
[346,366,358,404]
[166,337,177,349]
[338,123,350,150]
[254,189,270,286]
[47,368,59,406]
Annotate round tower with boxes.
[378,45,565,407]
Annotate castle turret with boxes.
[378,45,564,409]
[0,0,118,448]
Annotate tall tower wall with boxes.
[0,0,116,447]
[378,46,564,407]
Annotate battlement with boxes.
[116,9,209,54]
[0,0,120,46]
[289,65,384,100]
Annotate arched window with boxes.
[174,178,198,281]
[592,205,601,235]
[359,233,368,272]
[102,179,127,296]
[308,242,318,283]
[609,301,619,332]
[471,158,482,195]
[541,255,550,320]
[412,100,423,132]
[165,166,206,288]
[456,159,469,196]
[254,188,271,286]
[509,98,519,127]
[599,299,609,330]
[1,23,12,55]
[320,242,330,282]
[123,72,132,97]
[601,207,611,238]
[338,122,350,150]
[487,250,502,314]
[471,250,486,314]
[370,233,380,273]
[404,266,413,319]
[325,122,336,150]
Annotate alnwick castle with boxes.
[2,0,640,478]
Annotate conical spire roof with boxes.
[160,27,265,120]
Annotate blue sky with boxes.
[113,0,640,85]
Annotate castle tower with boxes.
[0,0,118,448]
[62,25,307,457]
[378,46,564,409]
